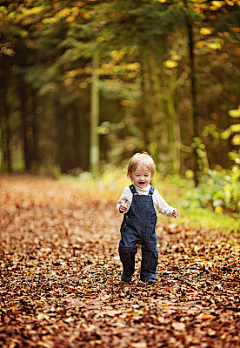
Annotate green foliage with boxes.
[1,0,240,175]
[60,165,240,232]
[179,206,240,233]
[182,166,240,214]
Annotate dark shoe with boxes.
[121,280,131,285]
[121,272,132,283]
[147,279,157,284]
[140,278,157,284]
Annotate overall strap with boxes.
[129,184,138,195]
[149,186,155,195]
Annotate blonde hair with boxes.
[127,152,155,179]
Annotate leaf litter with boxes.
[0,175,240,348]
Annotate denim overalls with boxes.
[118,184,158,282]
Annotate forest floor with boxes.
[0,175,240,348]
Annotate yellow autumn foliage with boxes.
[232,134,240,145]
[121,100,130,107]
[200,27,212,35]
[164,60,178,69]
[215,206,223,215]
[66,15,76,23]
[211,1,224,8]
[57,8,71,19]
[110,50,126,62]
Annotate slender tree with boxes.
[90,48,100,175]
[184,0,201,185]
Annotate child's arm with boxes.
[116,186,132,214]
[172,209,180,218]
[119,203,129,213]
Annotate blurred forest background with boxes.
[0,0,239,218]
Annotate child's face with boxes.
[131,164,153,189]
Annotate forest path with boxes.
[0,176,240,348]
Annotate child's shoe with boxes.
[121,272,132,283]
[140,277,157,284]
[147,279,158,284]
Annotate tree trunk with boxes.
[185,0,201,186]
[165,94,181,174]
[139,54,153,152]
[18,79,31,172]
[31,90,39,169]
[2,78,12,172]
[56,103,69,173]
[90,48,100,175]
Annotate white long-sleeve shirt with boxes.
[116,184,175,217]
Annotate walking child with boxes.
[117,152,179,283]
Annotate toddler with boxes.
[117,152,179,283]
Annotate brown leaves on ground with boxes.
[0,175,240,348]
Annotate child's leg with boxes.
[140,243,158,283]
[118,245,137,282]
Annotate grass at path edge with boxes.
[60,172,240,234]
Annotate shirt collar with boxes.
[134,184,151,193]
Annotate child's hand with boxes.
[172,209,179,218]
[119,203,129,213]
